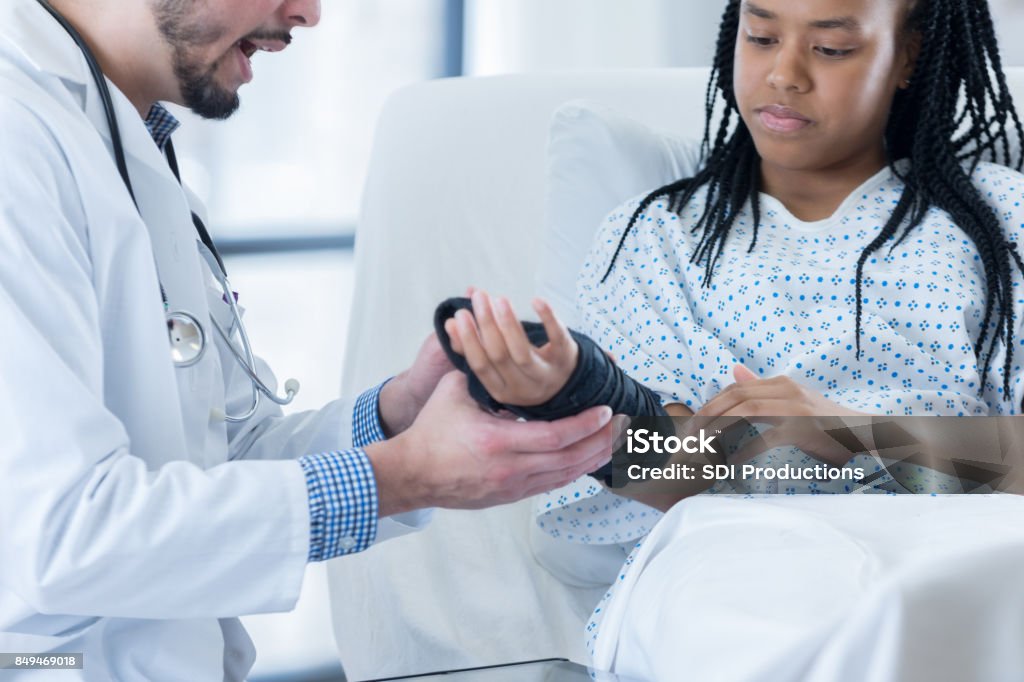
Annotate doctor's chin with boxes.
[5,0,1024,680]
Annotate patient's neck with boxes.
[759,149,887,223]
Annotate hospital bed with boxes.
[327,68,1024,681]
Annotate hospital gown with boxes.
[528,161,1024,657]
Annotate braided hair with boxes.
[601,0,1024,410]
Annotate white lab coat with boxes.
[0,1,427,679]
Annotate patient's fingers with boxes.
[729,427,785,466]
[693,377,788,419]
[493,297,535,367]
[444,318,465,356]
[455,308,506,390]
[533,298,574,357]
[472,291,517,372]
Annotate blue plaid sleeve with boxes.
[300,450,379,561]
[298,384,390,562]
[299,385,391,561]
[352,381,389,448]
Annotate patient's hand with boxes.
[444,290,578,406]
[686,365,870,467]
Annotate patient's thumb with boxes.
[733,364,758,382]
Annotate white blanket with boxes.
[592,495,1024,682]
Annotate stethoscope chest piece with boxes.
[167,311,206,367]
[36,0,300,422]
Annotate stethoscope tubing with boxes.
[36,0,298,421]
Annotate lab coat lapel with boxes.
[3,0,213,327]
[72,43,225,463]
[83,93,227,465]
[4,0,228,463]
[0,0,88,84]
[4,0,213,320]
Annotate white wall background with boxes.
[993,0,1024,66]
[465,0,1024,76]
[464,0,723,74]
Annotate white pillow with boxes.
[537,101,703,327]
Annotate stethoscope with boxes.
[37,0,299,422]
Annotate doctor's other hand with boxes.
[378,333,454,437]
[366,371,614,515]
[444,290,578,407]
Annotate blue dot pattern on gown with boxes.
[527,161,1024,658]
[537,160,1024,545]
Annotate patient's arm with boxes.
[438,291,666,422]
[441,290,676,488]
[444,290,578,406]
[606,401,718,512]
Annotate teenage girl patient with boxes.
[445,0,1024,512]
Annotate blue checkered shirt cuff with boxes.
[299,384,390,562]
[352,380,389,448]
[300,450,379,561]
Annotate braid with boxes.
[885,0,1024,409]
[600,0,745,283]
[602,0,1024,412]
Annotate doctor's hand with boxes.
[366,372,615,515]
[378,333,454,437]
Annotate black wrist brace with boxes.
[434,297,670,485]
[434,297,668,420]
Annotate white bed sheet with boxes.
[593,494,1024,682]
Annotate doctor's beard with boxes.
[176,55,240,120]
[151,0,239,119]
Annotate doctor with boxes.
[0,0,615,679]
